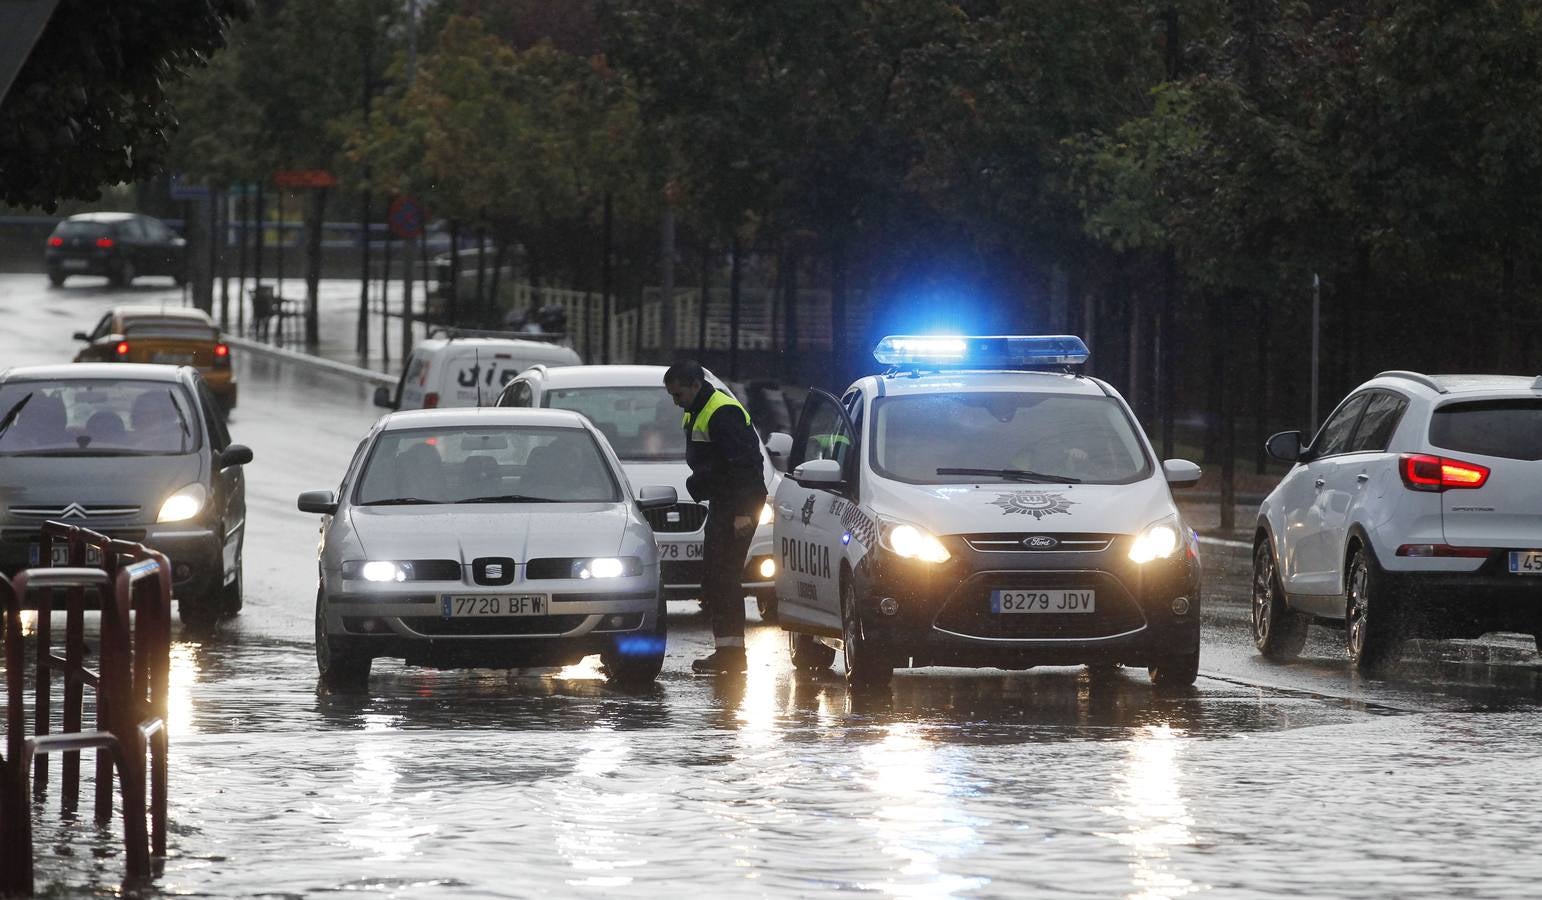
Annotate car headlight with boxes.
[573,557,642,579]
[758,502,774,526]
[1128,519,1181,563]
[342,560,414,582]
[880,520,951,563]
[157,483,208,523]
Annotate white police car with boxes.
[769,335,1204,687]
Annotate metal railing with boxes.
[1,521,173,897]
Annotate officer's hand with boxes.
[733,514,753,535]
[685,474,705,501]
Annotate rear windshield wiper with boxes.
[456,494,557,503]
[936,467,1082,484]
[359,497,439,506]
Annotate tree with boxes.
[0,0,250,210]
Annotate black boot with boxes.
[691,647,747,674]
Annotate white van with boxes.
[375,330,582,411]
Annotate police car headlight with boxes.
[157,484,207,523]
[881,520,951,564]
[574,557,642,579]
[342,560,414,582]
[758,503,774,526]
[1128,519,1181,564]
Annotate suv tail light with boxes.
[1398,453,1490,492]
[213,343,230,367]
[95,236,115,249]
[424,392,439,409]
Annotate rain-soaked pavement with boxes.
[5,275,1542,898]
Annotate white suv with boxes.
[1253,370,1542,670]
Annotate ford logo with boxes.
[1024,536,1059,549]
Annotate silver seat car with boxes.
[298,408,676,688]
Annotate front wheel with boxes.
[1252,540,1309,659]
[1148,651,1199,688]
[841,578,893,688]
[178,596,219,630]
[220,543,244,619]
[1346,546,1403,672]
[316,591,371,689]
[602,593,667,686]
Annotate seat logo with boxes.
[1024,535,1059,549]
[485,563,503,580]
[472,557,516,586]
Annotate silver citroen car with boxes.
[298,407,676,688]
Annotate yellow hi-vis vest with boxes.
[683,390,750,441]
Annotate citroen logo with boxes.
[60,502,88,520]
[1024,535,1059,549]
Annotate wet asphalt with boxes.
[4,275,1542,899]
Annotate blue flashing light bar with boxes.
[873,334,1090,368]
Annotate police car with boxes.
[768,335,1204,687]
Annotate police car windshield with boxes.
[354,425,622,505]
[542,387,685,461]
[873,392,1152,485]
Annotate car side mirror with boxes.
[1265,430,1306,464]
[72,331,89,342]
[791,458,845,488]
[373,385,396,409]
[1162,459,1202,489]
[219,444,253,468]
[297,490,338,515]
[765,432,793,471]
[637,485,677,510]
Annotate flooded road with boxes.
[6,276,1542,898]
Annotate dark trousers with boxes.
[701,493,765,645]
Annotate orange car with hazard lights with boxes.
[72,306,237,414]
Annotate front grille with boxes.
[400,614,588,636]
[933,571,1145,640]
[409,559,463,580]
[10,505,142,520]
[660,560,703,586]
[644,502,708,533]
[963,533,1117,553]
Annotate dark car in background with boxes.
[45,212,186,287]
[0,364,252,627]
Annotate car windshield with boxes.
[124,320,217,341]
[353,425,621,505]
[0,379,199,456]
[872,392,1152,485]
[542,386,685,461]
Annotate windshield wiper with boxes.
[936,466,1082,484]
[456,494,557,503]
[0,392,34,446]
[171,390,191,451]
[360,497,438,506]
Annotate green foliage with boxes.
[0,0,251,210]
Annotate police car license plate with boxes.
[440,594,546,617]
[29,543,104,567]
[1509,551,1542,574]
[992,589,1096,614]
[657,541,703,560]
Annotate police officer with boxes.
[663,361,767,674]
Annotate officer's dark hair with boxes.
[663,360,705,387]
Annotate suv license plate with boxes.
[992,589,1096,614]
[1508,551,1542,574]
[441,594,546,617]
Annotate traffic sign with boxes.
[388,195,426,239]
[169,174,209,201]
[274,169,338,189]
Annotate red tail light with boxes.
[424,392,440,409]
[1396,544,1491,558]
[1398,453,1490,492]
[115,341,130,357]
[213,343,230,367]
[48,236,63,247]
[95,237,114,249]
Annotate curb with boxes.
[226,335,396,387]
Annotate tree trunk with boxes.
[1160,246,1176,458]
[218,190,230,330]
[476,223,488,323]
[1255,292,1271,474]
[304,187,327,346]
[601,194,613,363]
[253,184,265,293]
[830,237,848,387]
[236,189,248,336]
[380,231,392,366]
[448,219,461,326]
[358,193,371,358]
[659,205,676,355]
[698,242,710,358]
[783,246,799,381]
[401,235,415,361]
[729,234,742,379]
[1219,291,1239,534]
